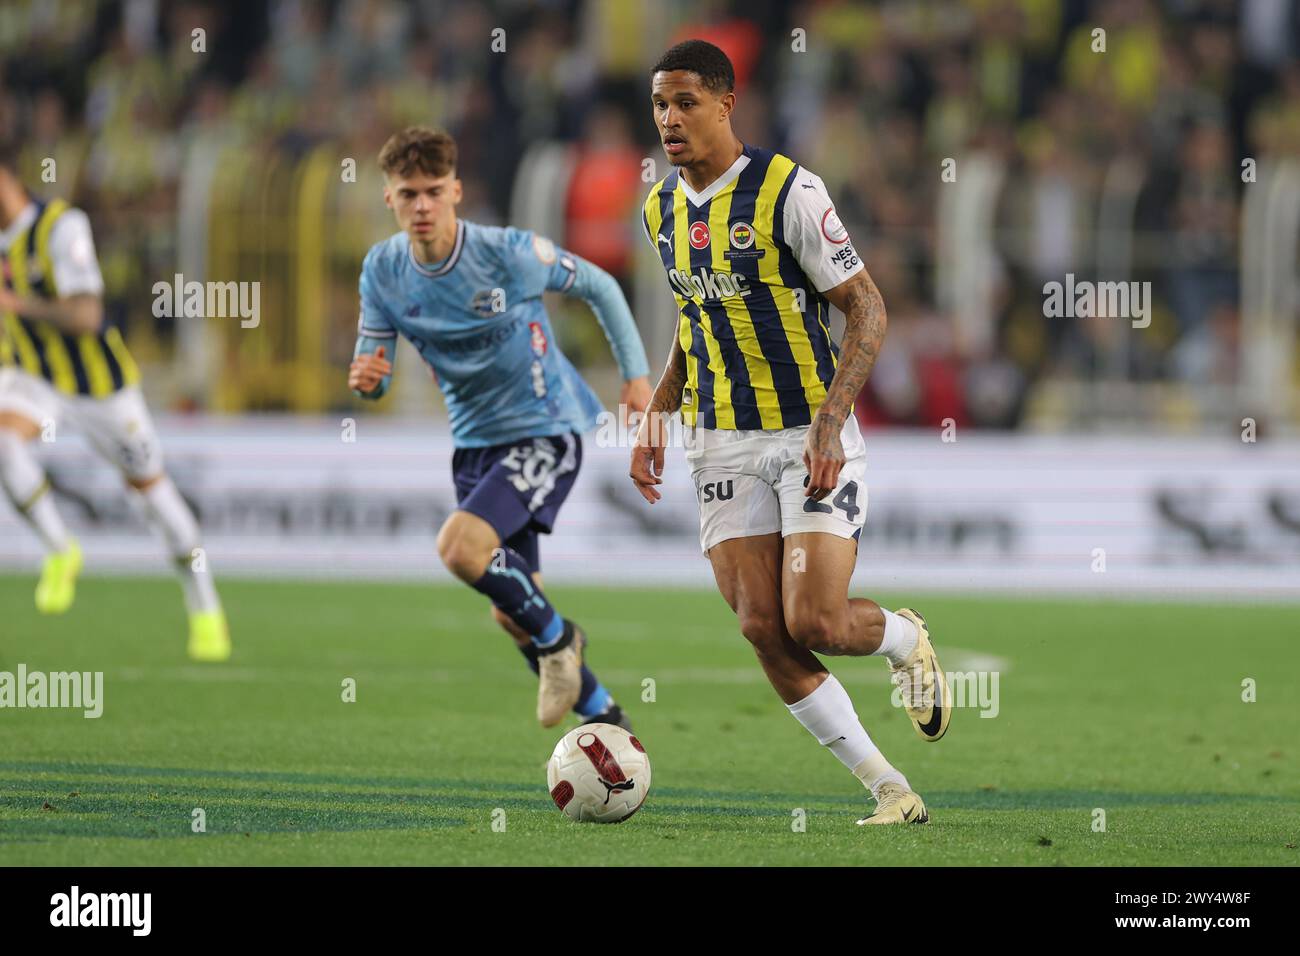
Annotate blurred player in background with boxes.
[0,142,230,661]
[349,127,651,729]
[630,41,951,825]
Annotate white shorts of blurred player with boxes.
[0,367,164,483]
[684,414,868,555]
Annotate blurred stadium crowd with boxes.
[1,0,1297,429]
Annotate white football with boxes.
[547,723,651,823]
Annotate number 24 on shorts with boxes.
[802,475,861,521]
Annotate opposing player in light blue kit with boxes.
[349,127,651,728]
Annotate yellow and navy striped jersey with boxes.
[0,198,139,397]
[641,144,864,429]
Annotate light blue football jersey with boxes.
[356,220,641,448]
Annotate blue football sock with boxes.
[471,547,561,644]
[535,612,565,647]
[576,680,613,719]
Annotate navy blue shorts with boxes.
[452,433,582,572]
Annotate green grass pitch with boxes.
[1,574,1297,866]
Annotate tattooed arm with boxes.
[629,331,687,503]
[803,269,887,500]
[647,329,687,416]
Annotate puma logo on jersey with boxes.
[668,267,751,302]
[657,233,672,247]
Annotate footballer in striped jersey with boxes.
[0,142,229,661]
[630,40,952,826]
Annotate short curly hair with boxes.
[651,39,735,95]
[378,127,458,178]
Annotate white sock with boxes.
[786,674,894,778]
[873,609,918,665]
[0,430,70,551]
[852,751,910,798]
[133,475,220,613]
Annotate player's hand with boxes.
[619,376,652,429]
[348,346,392,394]
[629,408,669,504]
[0,286,20,314]
[803,411,844,501]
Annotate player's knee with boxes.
[737,609,784,651]
[436,522,489,581]
[785,609,842,654]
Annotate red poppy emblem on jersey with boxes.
[689,221,711,250]
[528,321,548,357]
[821,207,849,244]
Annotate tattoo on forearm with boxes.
[819,273,886,427]
[649,335,687,414]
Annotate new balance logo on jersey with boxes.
[471,288,506,316]
[700,480,734,503]
[668,267,751,302]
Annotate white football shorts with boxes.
[0,366,60,425]
[0,367,163,481]
[683,414,869,554]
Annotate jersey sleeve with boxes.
[557,254,650,381]
[47,209,105,297]
[353,244,398,398]
[505,227,579,298]
[781,166,865,293]
[357,245,399,340]
[503,227,648,380]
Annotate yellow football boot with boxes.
[34,539,82,615]
[188,609,232,662]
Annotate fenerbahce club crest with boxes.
[724,220,763,262]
